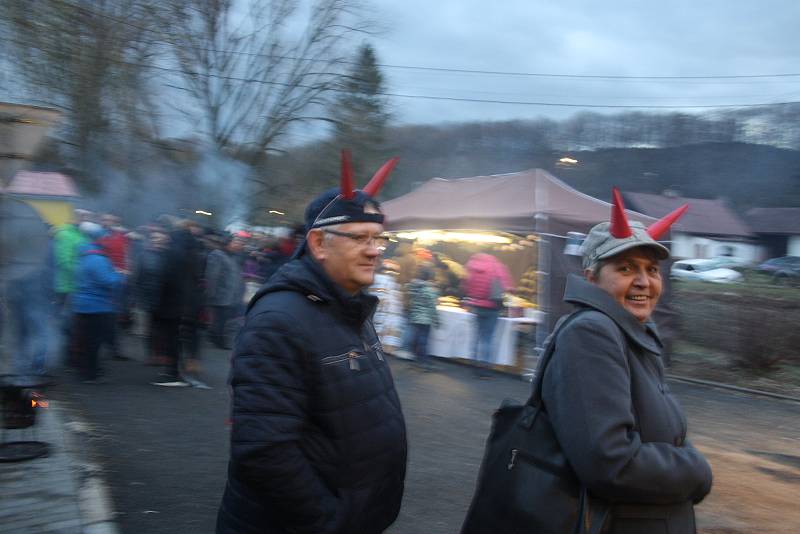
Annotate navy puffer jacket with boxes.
[217,254,407,534]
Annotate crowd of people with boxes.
[5,208,304,387]
[3,150,712,532]
[216,153,711,534]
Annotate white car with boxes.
[705,256,751,269]
[670,258,743,283]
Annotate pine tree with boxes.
[327,43,392,185]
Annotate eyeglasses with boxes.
[323,229,390,250]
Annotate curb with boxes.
[666,374,800,404]
[390,352,800,403]
[59,409,121,534]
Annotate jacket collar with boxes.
[250,253,377,326]
[564,273,663,354]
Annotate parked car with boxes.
[671,258,743,283]
[706,256,751,269]
[756,256,800,283]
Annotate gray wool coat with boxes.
[542,274,712,534]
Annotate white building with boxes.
[623,192,760,263]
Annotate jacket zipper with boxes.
[348,351,360,371]
[320,351,363,370]
[364,320,384,361]
[365,340,384,361]
[508,449,519,470]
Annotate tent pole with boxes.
[534,213,551,352]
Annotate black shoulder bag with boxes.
[461,311,607,534]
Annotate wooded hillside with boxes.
[362,110,800,209]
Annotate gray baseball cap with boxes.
[580,220,670,269]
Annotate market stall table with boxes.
[428,306,542,366]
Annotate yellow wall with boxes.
[23,199,74,227]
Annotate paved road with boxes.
[53,338,232,534]
[52,333,800,533]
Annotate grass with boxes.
[670,278,800,398]
[673,273,800,299]
[670,341,800,397]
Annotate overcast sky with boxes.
[6,1,797,144]
[365,0,800,126]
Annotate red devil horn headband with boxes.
[363,157,399,197]
[610,187,633,238]
[647,203,689,240]
[609,186,689,240]
[339,150,399,199]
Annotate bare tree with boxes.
[164,0,369,160]
[2,0,165,186]
[159,0,372,227]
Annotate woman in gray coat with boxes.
[542,188,712,533]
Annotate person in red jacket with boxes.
[98,214,130,272]
[463,253,513,377]
[97,213,131,360]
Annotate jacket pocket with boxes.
[320,349,366,371]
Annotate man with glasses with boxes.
[217,153,407,534]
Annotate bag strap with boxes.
[526,308,588,407]
[579,489,610,534]
[529,308,611,534]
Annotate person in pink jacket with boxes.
[463,253,513,377]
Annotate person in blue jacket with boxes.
[216,153,407,534]
[71,222,123,383]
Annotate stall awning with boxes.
[382,168,654,232]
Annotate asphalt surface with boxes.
[53,338,232,534]
[51,332,800,534]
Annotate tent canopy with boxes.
[382,168,654,233]
[382,168,675,350]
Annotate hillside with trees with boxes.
[4,1,799,224]
[270,112,800,215]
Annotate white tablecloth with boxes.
[428,307,541,366]
[371,274,404,351]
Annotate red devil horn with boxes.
[647,203,689,240]
[610,187,633,238]
[340,149,355,200]
[363,157,399,197]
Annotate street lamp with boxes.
[556,157,579,167]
